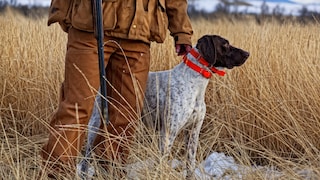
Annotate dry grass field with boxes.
[0,9,319,179]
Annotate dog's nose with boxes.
[244,52,250,58]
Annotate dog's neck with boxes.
[183,48,226,78]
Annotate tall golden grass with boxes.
[0,9,319,179]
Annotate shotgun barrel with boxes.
[93,0,109,125]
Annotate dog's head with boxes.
[196,35,249,69]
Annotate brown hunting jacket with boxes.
[47,0,193,44]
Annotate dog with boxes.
[143,35,249,178]
[78,35,249,179]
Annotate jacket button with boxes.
[132,24,137,28]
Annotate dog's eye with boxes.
[222,44,230,52]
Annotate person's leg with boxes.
[40,27,104,174]
[94,38,150,165]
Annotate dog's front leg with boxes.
[186,119,204,179]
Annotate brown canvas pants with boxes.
[40,27,150,172]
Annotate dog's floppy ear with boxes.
[195,35,217,65]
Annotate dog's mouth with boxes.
[227,66,234,69]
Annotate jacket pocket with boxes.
[71,0,117,32]
[102,0,117,30]
[149,0,168,43]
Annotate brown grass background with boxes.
[0,9,319,179]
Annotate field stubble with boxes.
[0,11,319,179]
